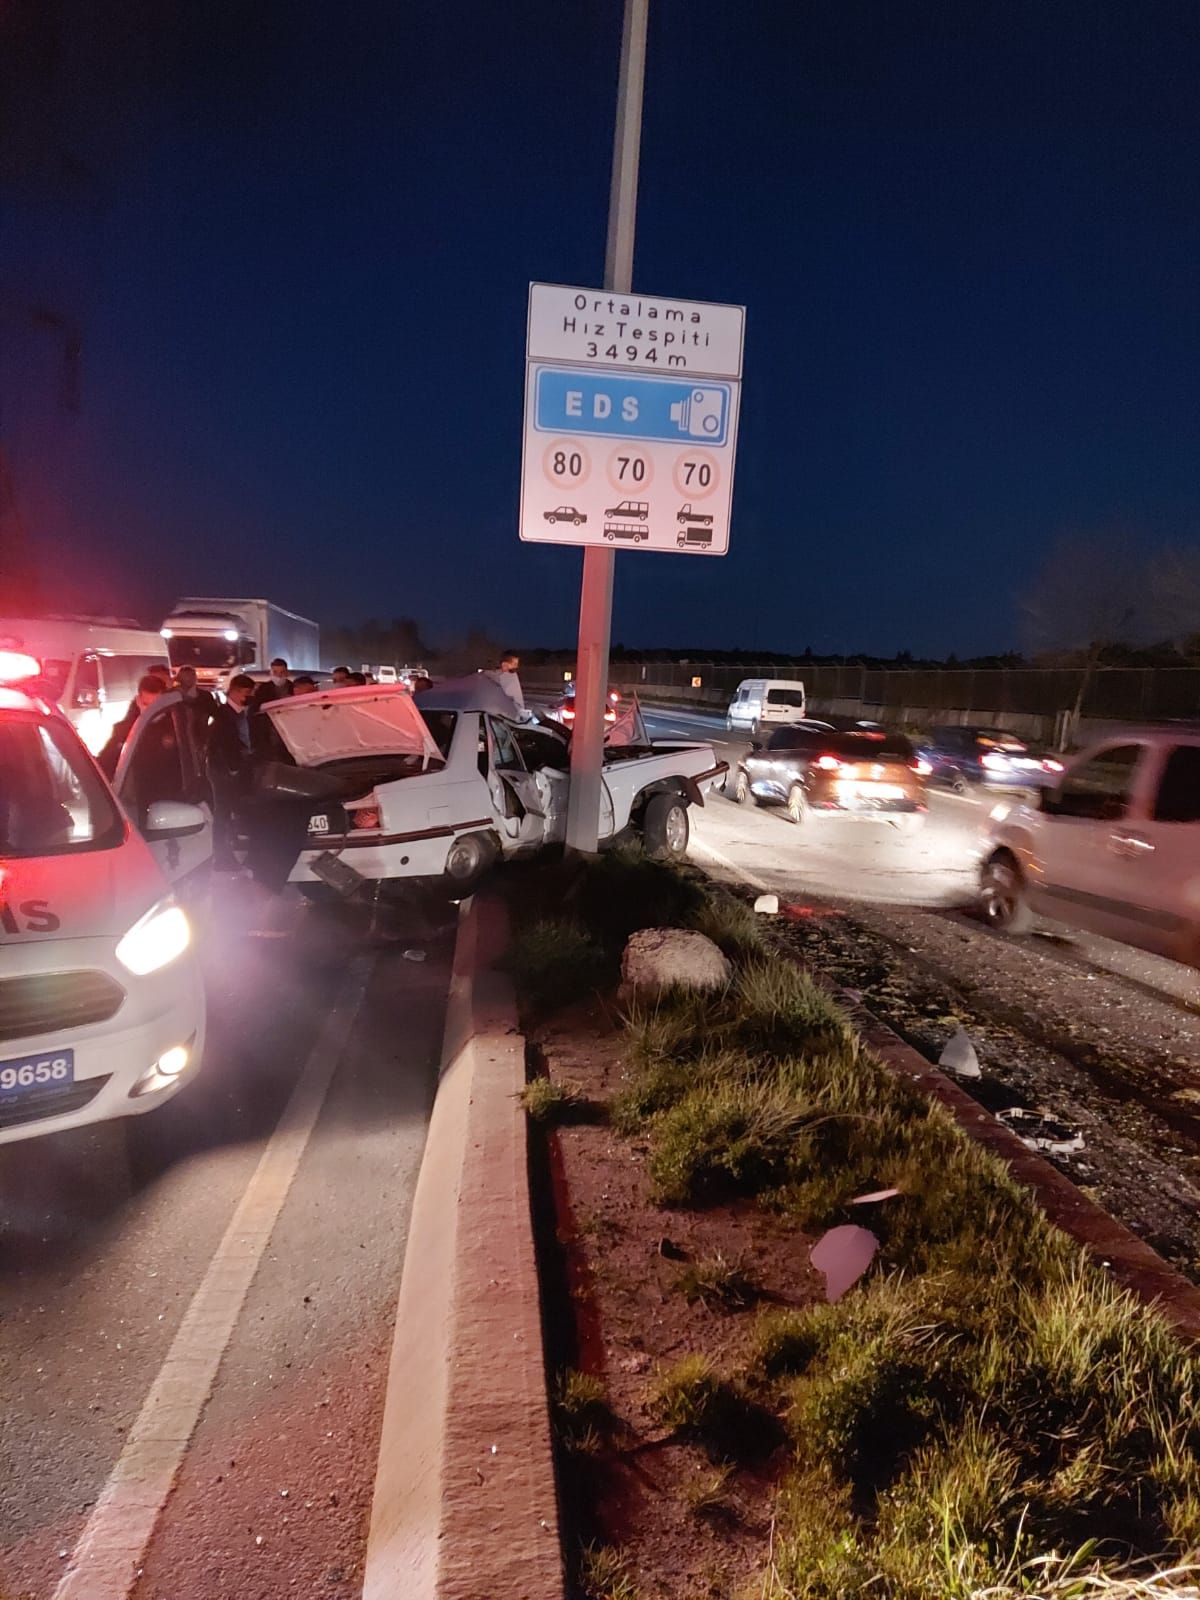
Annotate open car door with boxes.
[485,716,551,853]
[113,692,213,895]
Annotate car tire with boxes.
[443,832,497,897]
[787,784,809,825]
[980,851,1034,934]
[547,516,557,524]
[642,793,689,860]
[573,517,582,526]
[950,772,969,796]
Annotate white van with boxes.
[726,679,807,734]
[0,617,170,757]
[0,651,209,1145]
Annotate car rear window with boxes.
[767,726,913,759]
[766,689,806,706]
[0,712,124,857]
[1153,745,1200,823]
[420,711,457,760]
[975,732,1028,753]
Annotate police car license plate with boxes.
[0,1047,75,1103]
[308,814,330,835]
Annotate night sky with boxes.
[4,0,1200,657]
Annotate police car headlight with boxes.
[116,900,191,976]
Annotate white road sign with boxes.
[519,283,745,558]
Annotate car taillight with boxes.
[815,754,841,770]
[912,758,933,776]
[609,690,620,703]
[981,752,1009,771]
[1042,758,1064,773]
[350,807,381,831]
[0,651,40,683]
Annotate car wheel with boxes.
[980,851,1034,933]
[547,516,557,524]
[787,784,809,825]
[750,719,760,739]
[643,793,689,860]
[573,516,582,526]
[950,772,969,796]
[443,833,496,897]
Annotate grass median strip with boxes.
[508,850,1200,1599]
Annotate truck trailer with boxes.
[161,598,320,689]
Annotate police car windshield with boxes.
[0,713,124,857]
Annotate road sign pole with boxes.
[564,0,649,855]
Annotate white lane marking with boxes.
[53,951,376,1600]
[690,833,776,896]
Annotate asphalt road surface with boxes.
[0,880,450,1600]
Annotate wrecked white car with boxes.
[262,681,726,898]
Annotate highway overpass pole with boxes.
[564,0,649,854]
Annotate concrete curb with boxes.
[362,893,564,1600]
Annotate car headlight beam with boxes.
[115,900,192,976]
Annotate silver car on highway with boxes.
[981,728,1200,967]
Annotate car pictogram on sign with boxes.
[603,500,649,520]
[544,506,587,525]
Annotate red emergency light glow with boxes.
[815,753,841,770]
[0,651,40,683]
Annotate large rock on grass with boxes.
[620,927,731,1002]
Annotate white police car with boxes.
[0,651,210,1145]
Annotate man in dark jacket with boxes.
[208,674,256,869]
[98,675,165,779]
[175,666,217,736]
[250,658,293,713]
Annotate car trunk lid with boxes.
[263,686,443,767]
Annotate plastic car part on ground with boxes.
[938,1025,982,1079]
[996,1107,1086,1156]
[810,1224,879,1303]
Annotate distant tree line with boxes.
[323,536,1200,678]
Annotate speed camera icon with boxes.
[668,387,726,439]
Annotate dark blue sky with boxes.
[5,0,1200,656]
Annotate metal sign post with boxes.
[564,0,648,856]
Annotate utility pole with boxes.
[564,0,649,854]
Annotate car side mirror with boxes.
[143,800,208,840]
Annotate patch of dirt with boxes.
[532,1000,823,1600]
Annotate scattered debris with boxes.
[998,1107,1086,1156]
[753,893,779,915]
[939,1025,982,1079]
[810,1224,879,1302]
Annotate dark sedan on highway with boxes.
[916,725,1064,794]
[732,719,927,826]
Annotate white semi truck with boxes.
[161,598,320,689]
